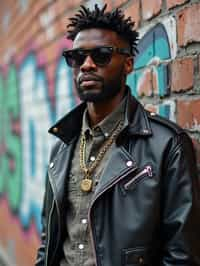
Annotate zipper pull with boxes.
[146,165,153,177]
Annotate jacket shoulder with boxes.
[146,111,185,135]
[145,111,194,160]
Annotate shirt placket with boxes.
[78,133,94,265]
[78,130,104,265]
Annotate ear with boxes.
[125,56,134,75]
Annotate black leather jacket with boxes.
[36,90,200,266]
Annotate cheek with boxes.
[105,58,126,76]
[104,65,125,81]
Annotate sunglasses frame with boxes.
[62,46,131,68]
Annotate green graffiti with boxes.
[0,73,6,193]
[3,65,22,210]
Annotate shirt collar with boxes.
[82,95,127,139]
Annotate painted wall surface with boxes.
[0,1,199,266]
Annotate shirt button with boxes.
[139,256,144,264]
[49,162,54,168]
[78,244,84,250]
[90,156,95,162]
[81,219,87,224]
[105,132,109,138]
[126,160,133,167]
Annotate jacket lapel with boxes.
[93,145,138,199]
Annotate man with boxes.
[36,4,200,266]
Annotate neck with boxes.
[87,91,125,127]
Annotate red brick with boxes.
[52,0,82,13]
[166,0,188,9]
[102,0,113,11]
[124,1,140,29]
[142,0,162,20]
[177,3,200,46]
[32,0,51,18]
[112,0,128,8]
[171,57,194,92]
[177,99,200,129]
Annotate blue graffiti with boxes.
[127,23,171,98]
[55,56,76,119]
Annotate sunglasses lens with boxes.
[73,50,88,67]
[63,51,84,67]
[92,47,112,66]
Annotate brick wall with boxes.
[0,0,199,265]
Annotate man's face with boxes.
[72,28,133,103]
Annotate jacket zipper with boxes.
[45,198,55,266]
[87,165,138,266]
[124,165,152,190]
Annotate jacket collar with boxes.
[48,87,152,143]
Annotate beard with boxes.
[74,67,125,103]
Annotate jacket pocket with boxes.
[122,247,151,266]
[123,165,153,191]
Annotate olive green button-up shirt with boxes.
[60,96,127,266]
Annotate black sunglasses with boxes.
[62,46,131,68]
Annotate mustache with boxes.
[78,73,103,84]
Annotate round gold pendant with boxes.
[81,179,93,192]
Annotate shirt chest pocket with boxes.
[122,247,151,266]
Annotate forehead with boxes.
[72,28,125,49]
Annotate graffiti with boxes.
[127,17,177,120]
[0,65,22,211]
[0,51,75,235]
[19,54,53,231]
[0,18,177,266]
[0,72,5,193]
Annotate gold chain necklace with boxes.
[79,120,124,192]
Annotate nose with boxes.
[80,55,97,72]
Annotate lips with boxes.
[79,75,101,84]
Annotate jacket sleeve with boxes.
[35,175,50,266]
[161,132,200,266]
[35,140,63,265]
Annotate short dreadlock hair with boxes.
[67,4,139,56]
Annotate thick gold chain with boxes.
[79,120,123,189]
